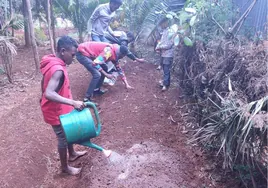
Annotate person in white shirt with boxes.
[155,18,175,91]
[88,0,122,42]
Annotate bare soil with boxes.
[0,45,239,188]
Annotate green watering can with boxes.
[59,102,111,157]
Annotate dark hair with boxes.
[57,36,78,52]
[126,31,135,43]
[110,0,123,5]
[119,45,128,56]
[158,17,170,26]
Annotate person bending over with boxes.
[76,41,133,102]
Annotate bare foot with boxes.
[62,166,82,175]
[69,150,87,162]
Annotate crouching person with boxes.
[76,41,133,102]
[40,36,87,175]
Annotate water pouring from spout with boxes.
[103,149,112,158]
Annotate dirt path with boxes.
[0,49,231,188]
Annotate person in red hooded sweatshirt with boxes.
[76,41,133,102]
[40,36,87,175]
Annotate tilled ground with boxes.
[0,47,238,188]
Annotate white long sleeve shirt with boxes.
[89,3,115,36]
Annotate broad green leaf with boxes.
[69,0,75,8]
[169,11,179,19]
[170,24,179,33]
[185,8,196,14]
[166,14,173,19]
[190,15,197,26]
[178,29,185,34]
[228,77,233,92]
[179,11,191,25]
[168,32,174,40]
[183,37,193,46]
[174,35,180,46]
[0,67,5,74]
[155,10,163,14]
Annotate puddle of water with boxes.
[118,169,129,180]
[107,151,125,164]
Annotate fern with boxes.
[135,0,185,41]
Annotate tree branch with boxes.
[230,0,257,34]
[47,0,55,55]
[211,14,226,35]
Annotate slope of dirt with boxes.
[0,48,238,188]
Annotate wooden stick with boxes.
[47,0,55,55]
[230,0,257,34]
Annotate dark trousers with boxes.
[91,33,110,42]
[76,52,108,97]
[161,57,173,87]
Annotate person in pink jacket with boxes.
[76,41,133,102]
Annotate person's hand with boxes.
[72,100,85,111]
[155,49,161,53]
[110,31,116,37]
[136,58,148,63]
[126,84,134,89]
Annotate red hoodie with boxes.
[77,41,117,61]
[77,42,126,80]
[40,54,73,125]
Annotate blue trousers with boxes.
[91,34,110,42]
[161,57,173,87]
[76,52,108,98]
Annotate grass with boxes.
[190,90,267,187]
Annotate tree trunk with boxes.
[78,30,83,43]
[4,0,7,21]
[9,0,14,37]
[22,0,31,47]
[75,0,83,42]
[25,0,40,71]
[35,0,42,29]
[50,1,56,51]
[47,0,55,54]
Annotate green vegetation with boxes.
[0,0,266,187]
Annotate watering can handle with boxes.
[84,102,101,136]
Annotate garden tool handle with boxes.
[84,101,101,136]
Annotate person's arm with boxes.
[157,40,173,50]
[45,70,85,110]
[155,29,174,50]
[92,47,116,80]
[87,19,92,36]
[88,7,100,36]
[90,7,100,24]
[114,62,133,89]
[107,26,115,36]
[126,49,147,63]
[155,35,163,51]
[126,49,136,60]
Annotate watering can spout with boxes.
[80,141,104,152]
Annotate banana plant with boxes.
[54,0,103,42]
[0,14,24,35]
[172,0,236,46]
[169,0,210,47]
[127,0,185,42]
